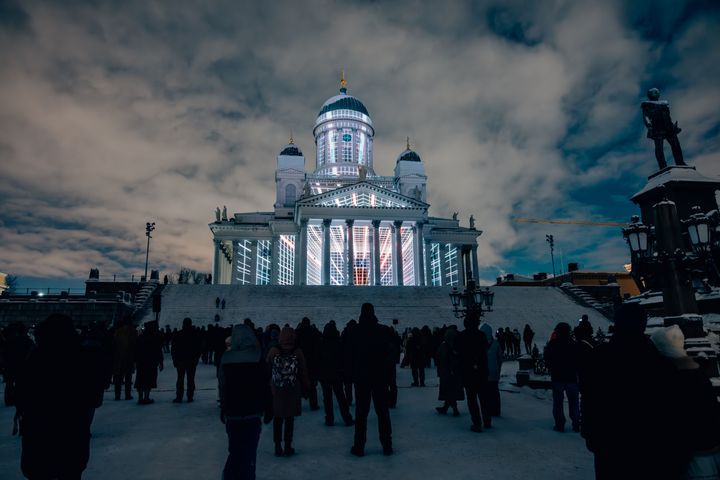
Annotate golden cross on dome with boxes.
[340,67,347,92]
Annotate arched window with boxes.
[285,184,297,207]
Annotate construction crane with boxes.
[512,217,627,227]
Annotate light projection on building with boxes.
[278,235,295,285]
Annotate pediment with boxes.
[296,181,428,209]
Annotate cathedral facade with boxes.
[210,77,481,287]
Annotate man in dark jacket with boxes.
[544,322,580,432]
[171,317,202,403]
[582,303,686,479]
[219,324,271,480]
[295,317,321,410]
[348,303,393,456]
[317,321,354,426]
[16,314,95,479]
[455,313,490,432]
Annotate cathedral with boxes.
[210,75,481,287]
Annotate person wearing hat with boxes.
[267,326,310,457]
[581,303,687,479]
[651,325,720,479]
[219,324,271,480]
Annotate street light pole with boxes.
[144,222,155,282]
[546,234,556,280]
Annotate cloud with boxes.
[0,0,718,286]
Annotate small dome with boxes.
[279,143,302,156]
[318,93,369,117]
[396,148,422,163]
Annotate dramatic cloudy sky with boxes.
[1,0,719,290]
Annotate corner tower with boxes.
[312,71,375,177]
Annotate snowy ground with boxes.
[0,356,595,480]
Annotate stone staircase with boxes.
[138,285,611,344]
[560,284,615,320]
[132,281,160,322]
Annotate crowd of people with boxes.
[1,303,719,479]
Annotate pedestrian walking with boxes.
[481,323,503,417]
[435,327,463,416]
[135,321,164,405]
[544,322,580,432]
[112,317,137,401]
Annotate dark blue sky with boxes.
[0,0,718,290]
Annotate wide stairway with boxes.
[142,285,610,343]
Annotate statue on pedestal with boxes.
[222,206,228,221]
[641,88,686,170]
[469,215,475,229]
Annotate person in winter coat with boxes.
[112,317,137,401]
[341,319,357,405]
[511,328,522,357]
[347,303,394,457]
[544,322,580,432]
[267,327,310,456]
[171,317,202,403]
[134,321,164,405]
[522,324,535,355]
[317,321,354,426]
[2,323,34,407]
[16,314,96,480]
[219,324,272,480]
[455,314,490,432]
[435,327,464,416]
[651,325,720,479]
[81,322,112,427]
[582,303,686,479]
[406,327,426,387]
[480,323,503,417]
[295,317,321,410]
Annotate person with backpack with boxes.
[266,326,310,457]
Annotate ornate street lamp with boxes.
[449,277,493,318]
[684,206,711,253]
[623,215,652,257]
[144,222,156,282]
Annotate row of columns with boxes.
[217,222,479,286]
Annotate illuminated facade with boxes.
[210,76,481,287]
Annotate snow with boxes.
[632,166,720,200]
[0,357,595,479]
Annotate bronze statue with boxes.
[215,207,221,222]
[469,215,475,229]
[641,88,685,170]
[222,206,228,221]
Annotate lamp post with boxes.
[546,235,556,281]
[144,222,155,282]
[449,274,494,319]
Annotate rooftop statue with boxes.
[641,88,686,170]
[215,207,221,222]
[469,215,475,229]
[222,206,228,221]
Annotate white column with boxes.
[270,235,279,285]
[439,243,448,286]
[346,219,355,285]
[295,220,307,285]
[415,222,425,286]
[372,220,381,286]
[230,241,239,285]
[213,239,221,285]
[424,239,433,286]
[249,240,258,285]
[393,220,404,286]
[458,245,467,288]
[322,219,332,286]
[471,244,480,282]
